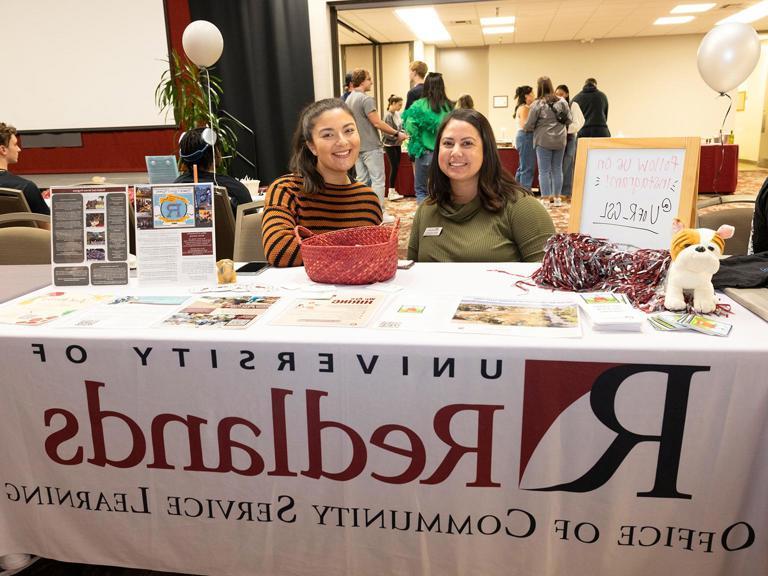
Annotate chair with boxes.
[0,213,51,264]
[233,199,266,262]
[214,186,235,260]
[698,204,755,256]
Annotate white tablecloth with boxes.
[0,263,766,576]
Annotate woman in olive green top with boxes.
[408,108,555,262]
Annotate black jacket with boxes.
[0,170,49,215]
[572,84,610,138]
[753,176,768,253]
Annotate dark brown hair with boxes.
[423,72,452,114]
[289,98,355,195]
[513,85,532,118]
[0,122,17,147]
[427,108,530,213]
[555,84,570,103]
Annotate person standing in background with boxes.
[455,94,474,109]
[555,84,584,199]
[346,68,406,220]
[341,72,354,102]
[524,76,571,207]
[402,72,453,204]
[0,122,49,215]
[513,86,535,190]
[572,77,610,138]
[382,94,405,201]
[405,61,428,110]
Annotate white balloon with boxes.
[182,20,224,68]
[697,23,761,94]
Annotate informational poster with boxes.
[134,183,217,286]
[50,186,129,286]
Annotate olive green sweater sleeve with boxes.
[507,195,556,262]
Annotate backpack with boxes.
[548,100,569,124]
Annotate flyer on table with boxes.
[50,186,129,287]
[135,183,217,286]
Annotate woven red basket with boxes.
[295,219,400,285]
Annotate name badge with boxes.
[423,227,442,237]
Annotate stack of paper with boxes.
[577,292,644,332]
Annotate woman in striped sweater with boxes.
[262,99,382,267]
[408,108,554,263]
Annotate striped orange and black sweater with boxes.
[262,174,383,267]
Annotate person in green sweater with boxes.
[401,72,453,204]
[408,108,555,263]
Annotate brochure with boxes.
[443,296,582,338]
[134,183,217,286]
[50,186,130,287]
[159,295,280,329]
[577,291,644,331]
[271,293,386,328]
[60,295,190,329]
[0,292,112,326]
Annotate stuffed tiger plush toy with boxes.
[664,218,735,313]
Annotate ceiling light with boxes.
[480,16,515,26]
[395,7,451,43]
[483,26,515,35]
[654,15,695,25]
[670,3,716,13]
[717,1,768,24]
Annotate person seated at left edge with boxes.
[408,108,555,262]
[175,127,251,213]
[0,122,49,215]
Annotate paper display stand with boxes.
[50,186,130,286]
[134,182,217,286]
[568,137,700,250]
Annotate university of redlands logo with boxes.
[521,360,710,499]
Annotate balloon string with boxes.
[714,92,733,193]
[202,66,218,188]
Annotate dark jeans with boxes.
[384,146,401,190]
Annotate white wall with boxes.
[487,34,736,142]
[382,44,412,110]
[734,42,768,162]
[437,47,489,118]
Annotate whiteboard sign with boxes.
[569,138,700,250]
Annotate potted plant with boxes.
[155,49,238,173]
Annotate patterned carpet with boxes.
[387,167,767,257]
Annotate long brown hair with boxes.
[423,72,452,114]
[536,76,557,105]
[289,98,355,195]
[427,108,530,213]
